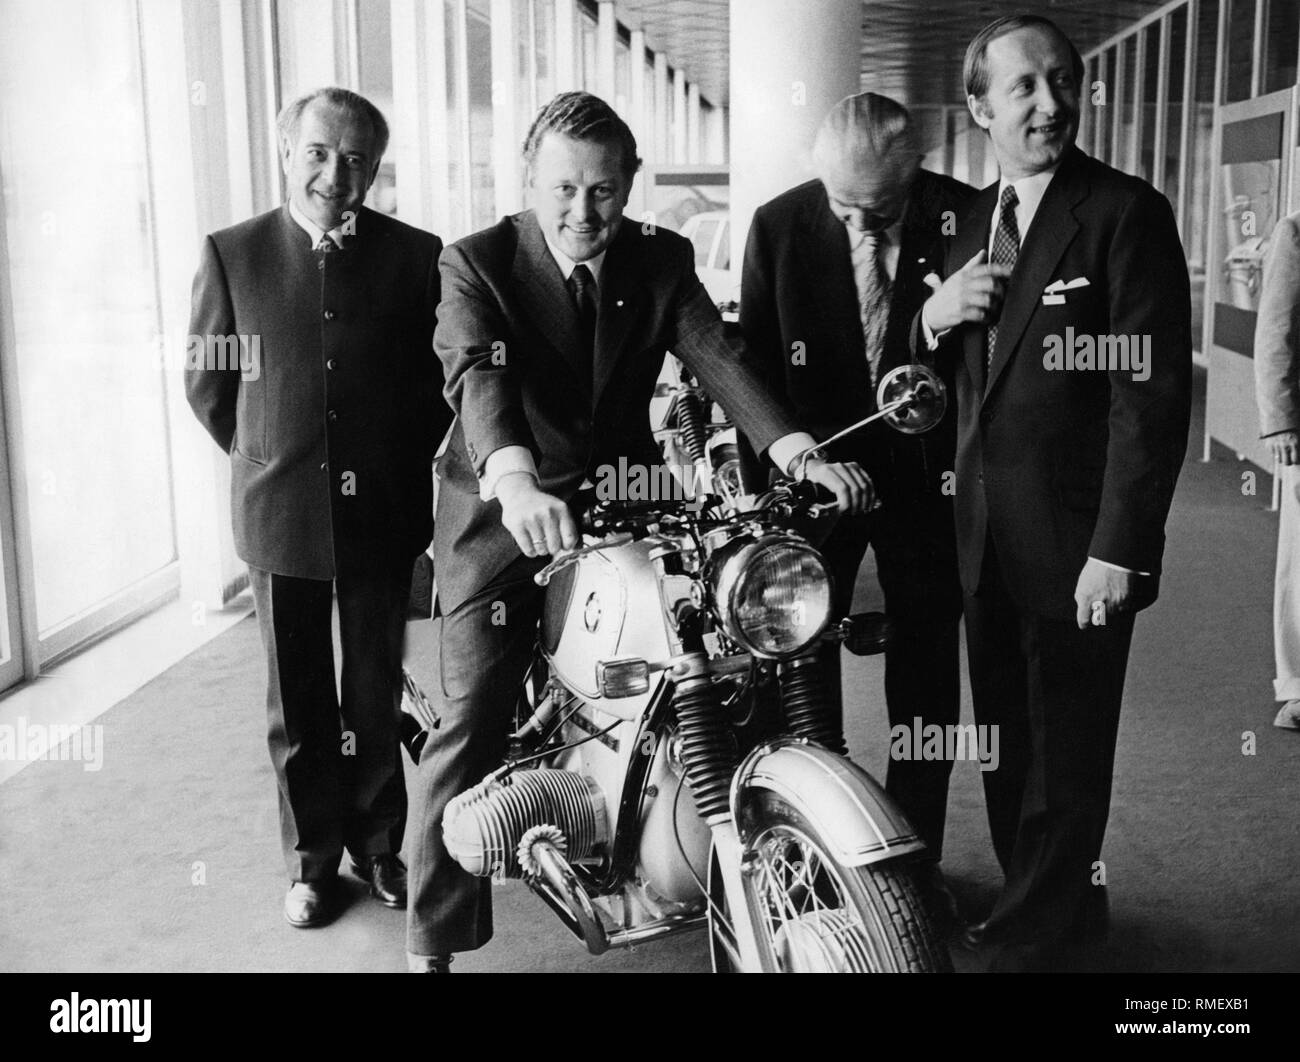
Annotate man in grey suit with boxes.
[1254,211,1300,731]
[187,88,449,927]
[405,91,871,971]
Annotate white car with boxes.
[678,210,738,308]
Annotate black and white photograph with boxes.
[0,0,1295,1033]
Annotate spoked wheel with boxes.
[710,791,951,973]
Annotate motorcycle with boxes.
[412,362,953,972]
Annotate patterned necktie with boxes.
[316,235,339,255]
[569,263,597,373]
[986,184,1020,368]
[854,229,892,390]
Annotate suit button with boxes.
[320,461,328,472]
[328,409,338,422]
[327,359,338,370]
[324,309,336,320]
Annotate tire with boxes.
[710,790,952,973]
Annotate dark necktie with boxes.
[569,263,597,373]
[316,235,339,255]
[986,184,1020,368]
[854,229,892,390]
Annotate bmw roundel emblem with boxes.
[583,591,602,632]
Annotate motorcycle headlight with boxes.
[711,534,833,658]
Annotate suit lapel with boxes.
[984,149,1087,401]
[951,186,997,392]
[806,193,862,358]
[512,213,588,393]
[593,222,648,404]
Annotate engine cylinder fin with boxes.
[443,769,608,878]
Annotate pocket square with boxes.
[1042,276,1090,304]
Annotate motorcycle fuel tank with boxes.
[542,538,675,721]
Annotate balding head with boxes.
[813,92,921,232]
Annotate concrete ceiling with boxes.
[611,0,1172,107]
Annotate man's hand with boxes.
[921,249,1015,334]
[1266,430,1300,466]
[496,472,579,558]
[1073,558,1138,630]
[800,456,874,515]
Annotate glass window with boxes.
[689,219,718,266]
[445,0,468,237]
[276,0,339,103]
[1095,48,1114,165]
[1225,0,1257,101]
[358,1,397,217]
[1164,8,1188,213]
[534,0,556,110]
[579,11,598,93]
[515,0,536,141]
[1140,22,1162,185]
[467,0,496,230]
[1118,36,1138,173]
[0,0,176,635]
[615,38,631,114]
[1188,0,1222,347]
[1264,0,1300,94]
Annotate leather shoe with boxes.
[407,952,453,973]
[283,880,340,928]
[351,854,407,908]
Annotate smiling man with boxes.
[405,91,870,971]
[917,16,1192,970]
[187,88,449,929]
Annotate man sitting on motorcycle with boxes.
[406,90,870,972]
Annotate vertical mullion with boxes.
[1154,15,1171,194]
[1178,0,1197,236]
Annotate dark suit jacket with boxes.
[921,146,1192,620]
[739,170,975,505]
[433,210,798,614]
[186,204,448,579]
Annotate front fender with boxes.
[731,738,926,868]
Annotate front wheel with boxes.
[710,791,952,973]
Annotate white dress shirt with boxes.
[288,197,347,250]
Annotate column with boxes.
[729,0,861,271]
[672,67,687,163]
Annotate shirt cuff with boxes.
[1089,556,1151,578]
[920,303,950,351]
[479,446,537,501]
[768,432,819,477]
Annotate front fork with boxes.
[674,647,842,972]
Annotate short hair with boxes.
[522,91,642,181]
[963,14,1085,100]
[812,92,919,179]
[276,87,390,164]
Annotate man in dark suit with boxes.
[406,91,871,971]
[917,15,1192,970]
[740,92,974,931]
[186,87,449,927]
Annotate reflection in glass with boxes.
[0,0,176,634]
